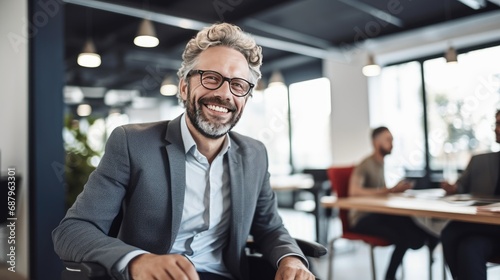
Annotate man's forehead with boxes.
[196,47,250,76]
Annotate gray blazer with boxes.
[52,115,304,280]
[456,152,499,195]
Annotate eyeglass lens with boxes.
[197,70,252,97]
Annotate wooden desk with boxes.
[321,193,500,225]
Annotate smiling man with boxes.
[52,23,313,280]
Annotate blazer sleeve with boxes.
[249,145,307,268]
[52,126,140,278]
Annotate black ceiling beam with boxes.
[243,18,332,49]
[62,0,331,59]
[338,0,404,28]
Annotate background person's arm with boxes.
[348,172,389,196]
[349,173,413,197]
[441,155,475,195]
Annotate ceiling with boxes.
[63,0,500,111]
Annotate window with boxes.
[370,44,500,182]
[236,85,291,174]
[236,77,333,174]
[289,78,332,171]
[369,61,425,185]
[424,45,500,171]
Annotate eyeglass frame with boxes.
[187,69,255,97]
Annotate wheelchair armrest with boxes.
[62,261,109,280]
[294,238,327,258]
[246,238,327,258]
[61,239,327,280]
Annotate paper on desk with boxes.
[477,202,500,213]
[443,194,500,207]
[403,188,446,199]
[443,194,477,206]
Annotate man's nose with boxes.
[213,80,233,99]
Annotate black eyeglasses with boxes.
[188,70,254,97]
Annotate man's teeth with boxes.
[207,104,229,113]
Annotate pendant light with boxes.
[77,39,101,68]
[160,76,178,96]
[78,8,101,68]
[134,19,159,48]
[362,55,381,77]
[268,70,285,88]
[445,46,458,64]
[76,104,92,117]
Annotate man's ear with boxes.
[179,79,188,102]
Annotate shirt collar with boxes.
[180,113,231,156]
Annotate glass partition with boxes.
[424,45,500,171]
[369,61,425,185]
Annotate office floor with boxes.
[278,208,500,280]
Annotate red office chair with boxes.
[326,166,394,280]
[326,166,439,280]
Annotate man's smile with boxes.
[206,104,230,113]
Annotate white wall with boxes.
[0,0,29,277]
[324,50,372,166]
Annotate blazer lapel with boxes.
[164,116,186,250]
[226,142,245,276]
[228,145,244,240]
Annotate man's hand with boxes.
[275,256,314,280]
[390,180,414,193]
[129,253,199,280]
[441,181,457,195]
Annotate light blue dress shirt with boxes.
[171,113,232,277]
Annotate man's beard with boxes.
[379,146,392,156]
[185,86,243,139]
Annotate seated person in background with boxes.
[52,23,313,280]
[440,110,500,280]
[349,126,436,280]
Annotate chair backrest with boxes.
[489,255,500,264]
[326,166,355,232]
